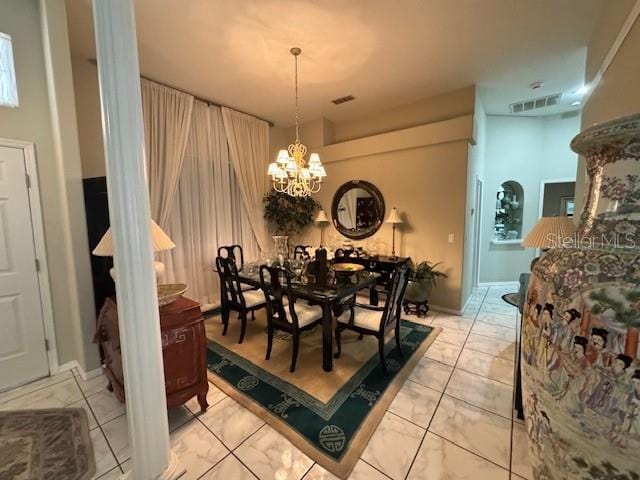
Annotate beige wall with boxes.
[332,86,476,142]
[0,0,98,372]
[575,4,639,216]
[480,114,580,283]
[72,58,106,178]
[280,90,477,312]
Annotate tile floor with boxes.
[0,284,534,480]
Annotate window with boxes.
[0,32,19,107]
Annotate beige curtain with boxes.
[160,101,260,306]
[141,78,194,228]
[222,107,270,253]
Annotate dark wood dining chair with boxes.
[217,244,244,271]
[292,245,312,260]
[217,244,256,293]
[259,265,323,372]
[216,256,266,344]
[334,264,410,374]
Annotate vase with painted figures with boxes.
[522,113,640,479]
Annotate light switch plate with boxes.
[448,233,454,243]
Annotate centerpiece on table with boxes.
[263,190,320,259]
[403,260,447,317]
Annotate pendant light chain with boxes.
[266,47,326,197]
[294,53,299,142]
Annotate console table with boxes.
[348,254,410,305]
[95,295,209,413]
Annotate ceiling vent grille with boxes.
[510,93,562,114]
[332,95,355,105]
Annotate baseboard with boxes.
[56,361,103,381]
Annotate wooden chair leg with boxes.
[221,306,230,336]
[290,334,300,372]
[251,310,255,321]
[334,327,342,358]
[266,325,274,360]
[378,336,388,375]
[358,333,364,340]
[239,313,247,344]
[395,324,404,358]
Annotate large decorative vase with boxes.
[522,113,640,479]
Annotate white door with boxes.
[0,145,48,390]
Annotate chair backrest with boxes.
[259,265,301,329]
[216,255,245,307]
[334,247,360,262]
[292,245,311,260]
[217,245,244,271]
[380,263,410,332]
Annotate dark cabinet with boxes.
[95,296,209,413]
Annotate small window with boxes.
[0,32,19,107]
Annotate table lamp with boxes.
[93,219,176,281]
[385,207,403,260]
[522,216,576,269]
[314,209,329,246]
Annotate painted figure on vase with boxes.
[521,114,640,479]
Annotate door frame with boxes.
[538,177,576,218]
[0,137,57,374]
[472,176,483,287]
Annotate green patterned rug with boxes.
[206,319,438,478]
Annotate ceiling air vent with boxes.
[332,95,355,105]
[510,93,562,114]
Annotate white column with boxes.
[91,1,183,478]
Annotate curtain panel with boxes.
[141,78,194,228]
[221,107,270,253]
[159,101,259,306]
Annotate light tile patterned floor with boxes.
[0,284,533,480]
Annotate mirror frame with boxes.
[331,180,385,240]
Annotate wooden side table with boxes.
[95,295,209,413]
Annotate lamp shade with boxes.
[385,207,403,224]
[314,209,329,223]
[521,216,576,248]
[92,219,176,256]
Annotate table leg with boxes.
[321,300,333,372]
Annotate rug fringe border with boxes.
[206,324,442,479]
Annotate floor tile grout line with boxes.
[402,287,489,480]
[359,457,395,480]
[428,430,511,473]
[190,411,264,480]
[71,374,125,475]
[453,364,515,387]
[0,372,77,406]
[386,409,431,431]
[439,390,514,422]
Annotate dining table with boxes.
[236,263,379,372]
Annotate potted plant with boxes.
[263,191,320,256]
[403,260,447,316]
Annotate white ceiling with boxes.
[66,0,604,127]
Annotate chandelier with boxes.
[267,47,326,197]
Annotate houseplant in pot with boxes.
[263,191,320,258]
[403,260,447,317]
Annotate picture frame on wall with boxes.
[560,196,575,216]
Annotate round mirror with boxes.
[331,180,385,240]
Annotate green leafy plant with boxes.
[263,191,320,235]
[408,260,448,288]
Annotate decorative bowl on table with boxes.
[157,283,187,307]
[331,263,364,277]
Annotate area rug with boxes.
[205,312,440,478]
[0,408,95,480]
